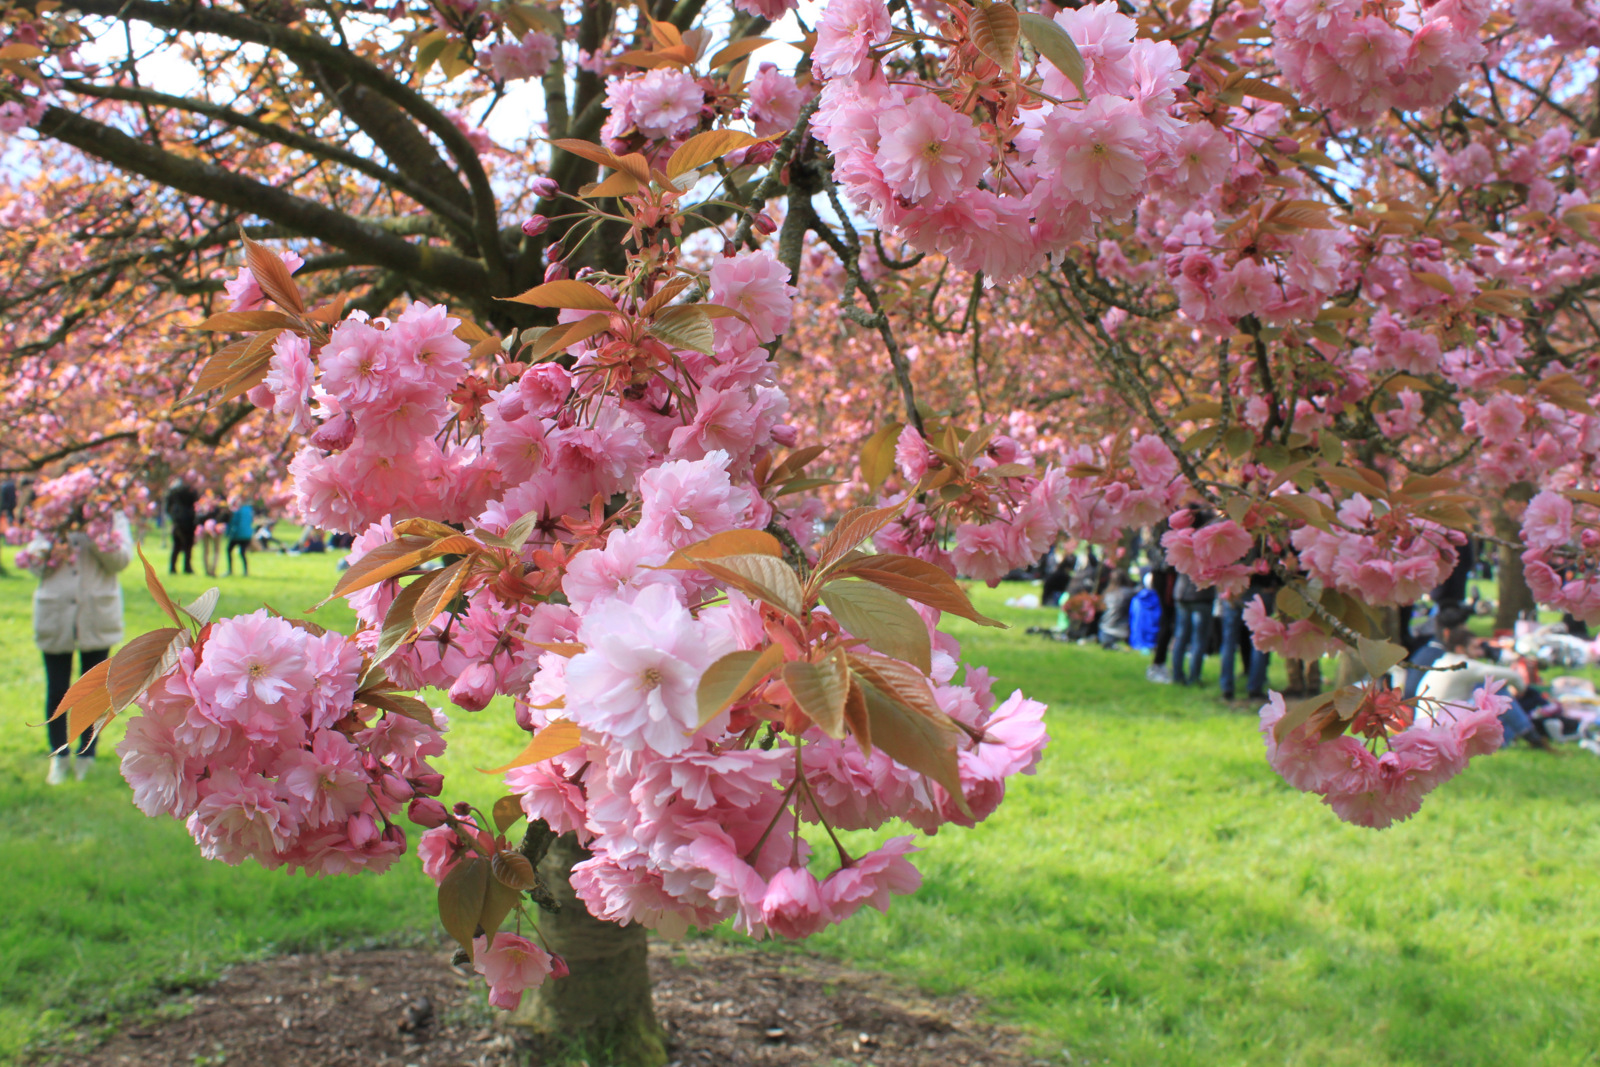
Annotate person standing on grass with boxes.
[198,491,227,578]
[26,509,132,785]
[1145,518,1179,683]
[1165,507,1219,688]
[225,497,254,576]
[164,478,199,575]
[1168,569,1216,687]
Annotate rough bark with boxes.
[1494,506,1536,631]
[509,834,667,1067]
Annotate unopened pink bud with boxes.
[531,176,560,198]
[448,660,498,712]
[409,797,449,828]
[521,214,549,237]
[544,261,569,283]
[549,954,570,979]
[515,701,538,732]
[412,772,445,797]
[752,210,777,235]
[743,141,778,167]
[381,773,414,803]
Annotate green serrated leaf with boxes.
[697,645,782,724]
[783,651,851,739]
[647,305,715,356]
[821,580,932,673]
[1017,10,1086,97]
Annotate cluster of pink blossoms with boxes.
[1512,0,1600,50]
[810,0,1200,282]
[933,433,1186,585]
[117,610,447,875]
[258,302,501,532]
[13,467,142,570]
[1289,493,1460,607]
[1163,207,1352,334]
[1520,490,1600,622]
[485,31,558,82]
[1161,509,1255,598]
[220,239,1053,1000]
[602,68,707,147]
[326,258,1047,946]
[1241,598,1344,661]
[1267,0,1487,121]
[490,617,1046,940]
[1259,687,1505,828]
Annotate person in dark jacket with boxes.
[1146,519,1178,682]
[1041,545,1073,608]
[165,479,199,575]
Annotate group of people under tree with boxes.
[1038,513,1558,750]
[162,480,254,578]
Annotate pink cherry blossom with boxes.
[473,933,557,1010]
[874,94,987,204]
[761,867,834,939]
[820,837,921,919]
[1522,490,1573,551]
[564,585,731,756]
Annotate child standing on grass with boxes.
[25,509,132,785]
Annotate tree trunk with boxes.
[509,833,667,1067]
[1494,506,1535,632]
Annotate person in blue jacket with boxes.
[1129,580,1162,651]
[226,497,255,576]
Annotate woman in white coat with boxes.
[27,511,133,784]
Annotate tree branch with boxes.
[32,104,495,309]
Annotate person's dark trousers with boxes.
[227,537,250,575]
[1151,569,1177,667]
[171,521,197,574]
[1169,603,1209,685]
[45,648,109,756]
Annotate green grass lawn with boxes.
[2,538,1598,1065]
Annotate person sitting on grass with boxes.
[1413,620,1551,750]
[290,528,326,554]
[1098,571,1135,650]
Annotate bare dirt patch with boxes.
[40,940,1045,1067]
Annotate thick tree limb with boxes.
[60,80,476,233]
[35,0,512,290]
[33,104,494,308]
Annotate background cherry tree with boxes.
[6,0,1600,1062]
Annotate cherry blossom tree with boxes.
[9,0,1600,1063]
